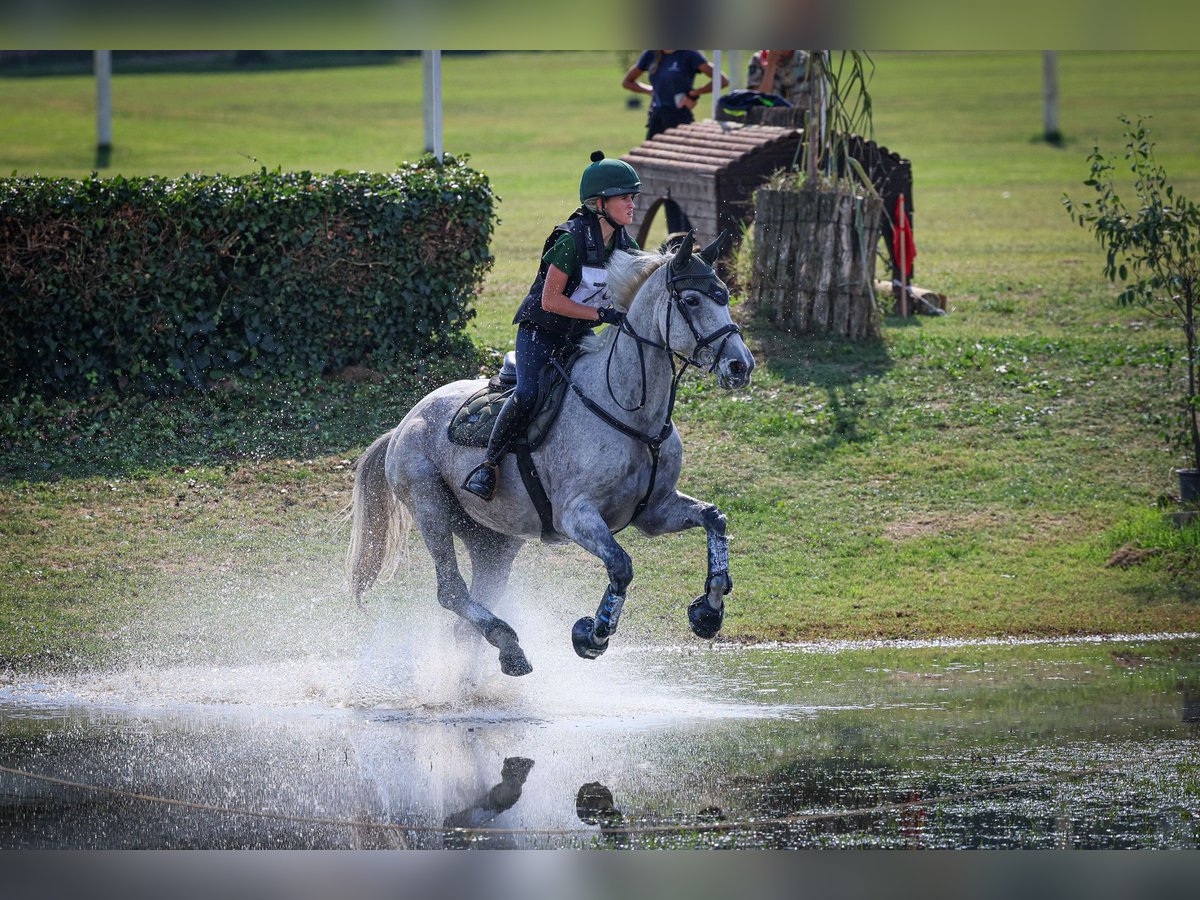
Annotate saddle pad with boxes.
[447,370,570,451]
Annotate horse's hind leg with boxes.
[465,531,529,676]
[467,531,523,614]
[451,512,523,639]
[409,479,532,677]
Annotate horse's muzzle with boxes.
[717,355,754,389]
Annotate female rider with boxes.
[462,151,641,501]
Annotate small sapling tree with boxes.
[1064,116,1200,498]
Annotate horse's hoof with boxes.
[499,647,533,677]
[572,616,608,660]
[688,595,724,639]
[502,757,535,782]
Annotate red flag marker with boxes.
[894,194,916,316]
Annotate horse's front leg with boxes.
[635,491,732,640]
[560,499,634,660]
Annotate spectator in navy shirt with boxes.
[622,50,727,140]
[621,50,728,233]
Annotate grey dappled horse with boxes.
[346,233,755,676]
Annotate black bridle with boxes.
[549,241,742,527]
[663,263,743,371]
[603,258,742,413]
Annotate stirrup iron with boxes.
[463,460,500,501]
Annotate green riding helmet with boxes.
[579,150,641,203]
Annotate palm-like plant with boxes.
[748,51,885,340]
[801,51,875,187]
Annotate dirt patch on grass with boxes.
[1105,545,1162,569]
[883,510,1079,541]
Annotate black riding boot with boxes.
[462,394,532,501]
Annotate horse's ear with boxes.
[699,230,728,267]
[670,229,695,273]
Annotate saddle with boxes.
[447,349,581,543]
[447,349,578,451]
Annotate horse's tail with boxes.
[346,431,411,608]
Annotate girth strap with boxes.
[514,443,558,542]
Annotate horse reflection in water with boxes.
[441,757,535,849]
[440,768,713,849]
[439,761,627,849]
[576,781,631,848]
[347,233,755,676]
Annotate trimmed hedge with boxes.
[0,155,495,396]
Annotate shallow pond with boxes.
[2,632,1199,849]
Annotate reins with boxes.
[551,261,741,528]
[550,351,678,528]
[602,266,740,411]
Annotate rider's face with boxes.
[602,193,637,227]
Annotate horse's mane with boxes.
[608,249,669,310]
[578,249,669,355]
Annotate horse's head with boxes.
[661,231,755,389]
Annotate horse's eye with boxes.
[684,293,701,307]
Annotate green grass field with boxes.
[3,52,1200,668]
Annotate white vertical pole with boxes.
[423,50,442,161]
[94,50,112,153]
[711,49,722,120]
[727,50,742,89]
[1042,51,1060,141]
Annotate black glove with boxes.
[596,306,626,327]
